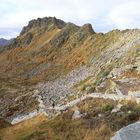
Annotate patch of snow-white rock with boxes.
[111,104,122,113]
[72,109,83,119]
[11,110,38,124]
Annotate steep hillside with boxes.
[0,17,95,86]
[0,20,139,88]
[0,17,140,140]
[1,99,140,140]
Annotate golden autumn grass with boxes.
[1,25,139,87]
[0,18,140,140]
[1,98,140,140]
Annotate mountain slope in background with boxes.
[0,17,140,140]
[0,38,9,46]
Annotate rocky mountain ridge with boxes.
[0,17,140,140]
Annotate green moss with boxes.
[102,103,114,112]
[81,85,87,91]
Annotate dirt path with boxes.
[52,93,140,111]
[11,92,140,124]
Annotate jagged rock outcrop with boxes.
[9,17,66,48]
[20,17,66,35]
[50,22,80,48]
[80,23,95,34]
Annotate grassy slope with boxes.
[0,26,139,87]
[0,19,140,140]
[1,98,140,140]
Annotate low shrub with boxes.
[102,103,114,112]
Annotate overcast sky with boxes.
[1,0,140,39]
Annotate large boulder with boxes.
[111,121,140,140]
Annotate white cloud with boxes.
[109,0,140,29]
[0,0,140,39]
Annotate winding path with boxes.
[11,92,140,124]
[52,93,140,111]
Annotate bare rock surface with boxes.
[72,109,83,119]
[37,65,93,108]
[111,121,140,140]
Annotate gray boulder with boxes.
[111,121,140,140]
[72,109,83,119]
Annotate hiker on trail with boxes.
[37,107,39,113]
[52,101,55,108]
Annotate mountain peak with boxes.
[20,17,66,35]
[80,23,95,34]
